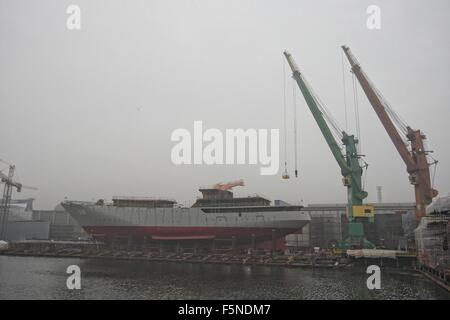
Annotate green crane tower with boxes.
[284,51,374,249]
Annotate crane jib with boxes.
[283,50,369,223]
[341,45,438,219]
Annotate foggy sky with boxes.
[1,0,449,209]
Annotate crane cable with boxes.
[429,154,439,191]
[377,87,409,136]
[282,56,289,178]
[345,51,409,136]
[292,79,298,178]
[432,161,438,192]
[361,159,369,190]
[351,72,362,154]
[302,75,344,144]
[341,52,349,131]
[347,65,370,192]
[360,69,409,141]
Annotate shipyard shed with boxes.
[286,202,415,250]
[32,204,88,240]
[6,220,50,241]
[2,198,50,241]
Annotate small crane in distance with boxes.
[0,159,37,240]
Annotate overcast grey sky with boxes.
[1,0,449,209]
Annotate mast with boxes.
[342,45,438,218]
[284,51,369,219]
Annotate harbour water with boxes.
[0,255,448,300]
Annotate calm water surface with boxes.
[0,255,449,300]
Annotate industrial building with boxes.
[286,202,416,251]
[32,204,88,240]
[2,199,50,241]
[1,199,87,241]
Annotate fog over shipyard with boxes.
[0,0,450,304]
[0,1,449,209]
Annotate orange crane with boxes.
[342,46,438,219]
[213,179,244,191]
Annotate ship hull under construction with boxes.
[61,201,310,244]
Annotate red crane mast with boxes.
[341,45,438,219]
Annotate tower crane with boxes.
[0,161,37,240]
[283,51,374,248]
[341,46,438,219]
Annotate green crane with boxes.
[283,51,374,249]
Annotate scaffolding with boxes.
[415,213,449,270]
